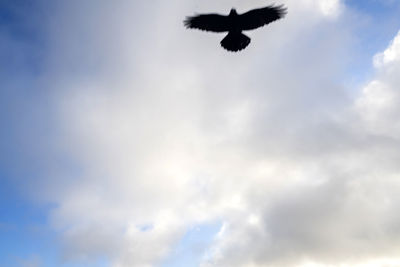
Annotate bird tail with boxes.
[220,31,251,52]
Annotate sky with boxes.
[1,0,400,266]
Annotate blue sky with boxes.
[2,0,400,266]
[0,1,64,266]
[344,0,400,84]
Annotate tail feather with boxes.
[220,31,251,52]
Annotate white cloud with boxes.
[357,30,400,137]
[374,30,400,68]
[28,0,400,266]
[312,0,343,17]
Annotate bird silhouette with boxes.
[184,5,287,52]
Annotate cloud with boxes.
[204,28,400,267]
[21,0,400,266]
[357,30,400,137]
[373,30,400,68]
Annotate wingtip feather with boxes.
[275,4,288,18]
[183,16,192,28]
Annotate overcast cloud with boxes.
[3,0,400,266]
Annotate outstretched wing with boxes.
[239,5,287,31]
[184,14,230,33]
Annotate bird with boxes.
[184,5,287,52]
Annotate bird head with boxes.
[229,8,238,16]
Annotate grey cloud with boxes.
[204,30,400,267]
[19,0,400,266]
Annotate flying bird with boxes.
[184,5,287,52]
